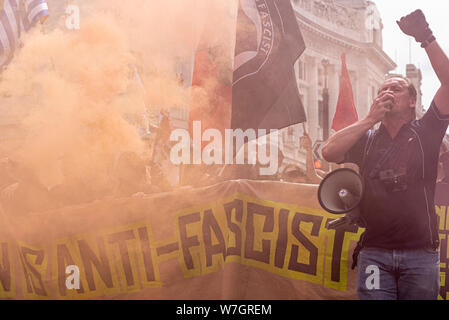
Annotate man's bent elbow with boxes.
[321,144,344,164]
[321,145,331,161]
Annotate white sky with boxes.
[374,0,449,111]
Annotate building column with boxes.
[306,55,319,143]
[327,63,338,134]
[352,63,367,119]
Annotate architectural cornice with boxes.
[295,10,396,71]
[294,0,364,32]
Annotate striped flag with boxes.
[0,0,49,67]
[231,0,307,131]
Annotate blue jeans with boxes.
[356,246,440,300]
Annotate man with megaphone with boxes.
[322,9,449,300]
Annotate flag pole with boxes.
[300,121,322,183]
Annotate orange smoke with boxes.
[0,0,238,213]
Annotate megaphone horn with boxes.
[317,168,364,229]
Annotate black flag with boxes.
[232,0,306,131]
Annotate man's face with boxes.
[378,77,416,117]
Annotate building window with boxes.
[371,85,377,102]
[373,28,382,47]
[318,100,324,128]
[318,68,323,87]
[349,71,357,101]
[288,125,295,137]
[298,60,306,81]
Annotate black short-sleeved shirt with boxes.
[343,101,449,249]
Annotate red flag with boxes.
[189,47,232,148]
[331,53,358,131]
[182,47,232,185]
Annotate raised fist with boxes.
[396,9,433,44]
[300,134,312,150]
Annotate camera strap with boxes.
[368,138,401,179]
[360,129,376,177]
[351,130,376,269]
[352,129,384,269]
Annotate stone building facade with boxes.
[1,1,438,178]
[282,0,397,171]
[163,0,402,175]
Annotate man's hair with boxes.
[384,75,417,100]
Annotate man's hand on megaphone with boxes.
[366,90,394,124]
[397,9,435,47]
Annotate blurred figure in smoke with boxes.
[178,142,224,188]
[0,1,49,159]
[437,143,448,182]
[0,157,53,214]
[435,147,449,297]
[49,149,160,206]
[0,0,49,70]
[149,110,176,192]
[113,151,160,197]
[217,132,323,184]
[435,149,449,299]
[218,133,285,182]
[280,133,322,184]
[49,154,111,207]
[48,149,160,206]
[435,150,449,204]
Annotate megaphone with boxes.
[317,168,364,229]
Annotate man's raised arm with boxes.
[425,41,449,115]
[321,119,373,164]
[397,9,449,115]
[322,89,393,164]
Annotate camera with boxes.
[378,168,407,192]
